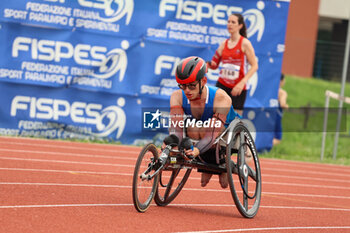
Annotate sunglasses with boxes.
[178,81,199,90]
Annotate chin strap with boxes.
[198,81,205,97]
[191,82,205,101]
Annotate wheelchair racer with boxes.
[168,56,240,188]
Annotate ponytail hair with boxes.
[232,13,247,38]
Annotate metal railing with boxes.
[313,40,349,81]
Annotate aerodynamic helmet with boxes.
[175,56,207,84]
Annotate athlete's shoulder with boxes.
[214,88,232,107]
[217,39,227,54]
[170,89,183,106]
[242,37,254,50]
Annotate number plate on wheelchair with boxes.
[170,157,177,164]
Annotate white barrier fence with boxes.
[320,90,350,160]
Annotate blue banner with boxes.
[0,22,137,94]
[0,0,290,150]
[0,81,170,145]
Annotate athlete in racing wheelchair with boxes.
[132,56,261,218]
[168,56,240,188]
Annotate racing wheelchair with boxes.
[132,118,261,218]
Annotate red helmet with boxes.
[175,56,207,84]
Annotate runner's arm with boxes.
[169,90,184,142]
[207,41,225,70]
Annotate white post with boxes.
[321,93,330,161]
[332,13,350,160]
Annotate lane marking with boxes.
[262,192,348,210]
[1,157,350,190]
[261,181,350,190]
[263,157,350,168]
[0,156,134,168]
[2,136,349,171]
[0,203,349,213]
[0,167,129,176]
[1,148,350,179]
[176,226,350,233]
[262,173,350,184]
[1,181,350,200]
[0,182,130,188]
[0,148,136,161]
[0,140,140,154]
[263,167,350,178]
[0,203,130,209]
[1,166,349,185]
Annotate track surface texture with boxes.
[1,136,350,233]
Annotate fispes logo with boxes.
[78,0,134,24]
[91,40,129,81]
[12,37,129,83]
[47,0,135,25]
[10,95,127,139]
[243,9,265,42]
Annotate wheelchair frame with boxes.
[132,119,262,218]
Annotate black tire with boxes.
[132,143,160,213]
[226,122,262,218]
[154,167,192,206]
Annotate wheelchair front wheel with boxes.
[226,122,262,218]
[132,143,160,212]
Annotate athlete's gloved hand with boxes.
[184,147,200,159]
[179,137,198,160]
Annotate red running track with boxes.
[0,136,350,233]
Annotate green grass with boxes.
[263,75,350,165]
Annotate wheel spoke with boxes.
[243,176,248,210]
[247,165,257,181]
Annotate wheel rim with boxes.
[133,144,159,212]
[226,123,261,218]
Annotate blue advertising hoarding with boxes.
[0,0,290,151]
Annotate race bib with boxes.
[220,63,240,80]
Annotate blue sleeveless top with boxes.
[182,86,240,127]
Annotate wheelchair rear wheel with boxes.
[226,122,262,218]
[132,143,160,212]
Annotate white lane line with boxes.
[0,157,134,168]
[0,203,129,209]
[262,181,350,190]
[263,157,350,169]
[0,167,129,176]
[262,163,350,176]
[263,191,350,200]
[1,157,350,190]
[0,182,130,188]
[1,181,350,200]
[1,148,349,179]
[263,173,350,184]
[176,226,350,233]
[0,148,137,161]
[0,203,349,213]
[2,167,350,186]
[2,136,348,171]
[0,140,140,154]
[263,167,350,178]
[174,204,350,212]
